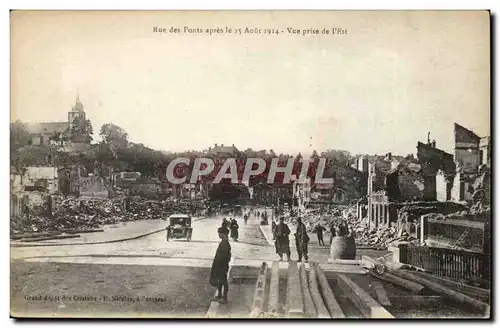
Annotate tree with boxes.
[10,120,29,151]
[99,123,129,150]
[70,115,93,143]
[48,131,68,147]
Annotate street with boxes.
[11,211,483,319]
[11,212,333,318]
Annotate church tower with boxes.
[68,92,86,129]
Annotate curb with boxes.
[11,217,206,248]
[268,261,280,315]
[249,262,269,318]
[308,262,331,318]
[299,263,317,318]
[286,260,304,318]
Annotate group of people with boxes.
[311,221,356,246]
[209,211,358,304]
[220,217,239,241]
[272,217,310,262]
[272,217,356,262]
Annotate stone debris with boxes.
[10,196,209,235]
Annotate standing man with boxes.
[210,226,231,304]
[329,221,337,245]
[313,223,327,246]
[295,217,310,262]
[275,217,291,261]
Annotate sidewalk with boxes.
[11,217,203,248]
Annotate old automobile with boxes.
[165,214,193,241]
[233,205,243,217]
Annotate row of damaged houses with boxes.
[355,123,491,231]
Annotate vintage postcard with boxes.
[10,10,491,319]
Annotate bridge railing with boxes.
[399,244,490,286]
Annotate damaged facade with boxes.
[434,123,491,204]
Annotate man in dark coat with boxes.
[313,223,327,246]
[275,217,291,261]
[210,226,231,303]
[295,217,310,262]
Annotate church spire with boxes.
[73,90,84,112]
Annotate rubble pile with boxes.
[396,201,468,225]
[11,196,209,234]
[422,200,491,223]
[298,203,418,248]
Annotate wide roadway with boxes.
[10,211,384,318]
[10,213,286,318]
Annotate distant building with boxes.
[293,177,311,208]
[24,93,88,146]
[207,143,240,159]
[356,155,369,173]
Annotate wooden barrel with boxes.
[330,236,356,260]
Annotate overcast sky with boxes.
[11,11,490,156]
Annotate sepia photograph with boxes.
[9,10,491,319]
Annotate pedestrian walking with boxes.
[313,223,327,246]
[275,217,291,261]
[243,214,248,225]
[295,217,310,262]
[210,226,231,304]
[229,218,239,241]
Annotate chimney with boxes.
[386,152,392,161]
[432,140,436,148]
[221,144,224,147]
[214,143,218,147]
[232,143,235,147]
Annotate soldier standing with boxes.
[210,226,231,304]
[295,217,310,262]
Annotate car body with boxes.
[165,214,193,241]
[233,205,243,217]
